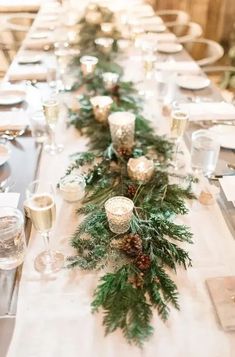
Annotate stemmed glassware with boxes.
[170,109,189,170]
[26,180,64,274]
[42,93,64,155]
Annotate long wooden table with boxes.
[1,1,235,356]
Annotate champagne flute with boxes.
[42,94,64,155]
[170,109,189,170]
[26,180,64,273]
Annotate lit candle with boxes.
[127,156,154,183]
[80,55,98,76]
[59,174,86,202]
[108,111,135,150]
[102,72,119,90]
[94,37,114,54]
[90,96,113,123]
[105,196,134,234]
[101,22,114,35]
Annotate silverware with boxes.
[209,173,235,181]
[0,129,25,140]
[0,179,15,193]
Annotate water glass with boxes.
[30,110,49,144]
[0,207,26,270]
[191,129,220,176]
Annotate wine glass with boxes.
[170,109,189,170]
[26,180,64,274]
[42,93,64,155]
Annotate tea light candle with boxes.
[102,72,119,91]
[80,55,98,76]
[94,37,114,54]
[127,156,154,183]
[90,96,113,123]
[143,54,156,74]
[108,112,135,150]
[105,196,134,234]
[59,174,86,202]
[85,10,102,25]
[101,22,114,35]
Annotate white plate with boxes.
[209,125,235,149]
[18,54,42,64]
[0,90,26,106]
[29,32,49,40]
[0,144,10,166]
[176,75,210,90]
[157,43,183,53]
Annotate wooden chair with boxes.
[168,22,203,43]
[183,39,224,67]
[3,14,36,45]
[155,10,190,27]
[203,66,235,90]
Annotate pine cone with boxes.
[121,233,142,257]
[135,254,151,270]
[127,184,137,198]
[117,147,132,158]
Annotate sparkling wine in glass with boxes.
[43,95,64,155]
[26,180,64,274]
[170,109,189,170]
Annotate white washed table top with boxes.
[5,1,235,357]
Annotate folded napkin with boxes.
[219,176,235,202]
[207,276,235,331]
[24,38,53,50]
[155,60,200,72]
[8,64,47,82]
[0,0,40,12]
[137,16,163,25]
[0,111,29,130]
[0,193,20,208]
[179,102,235,121]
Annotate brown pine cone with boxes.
[121,233,142,257]
[135,254,151,270]
[116,147,132,158]
[127,184,137,198]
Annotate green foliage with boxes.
[64,3,195,346]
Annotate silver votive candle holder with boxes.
[94,37,114,54]
[80,55,98,76]
[105,196,134,234]
[102,72,119,91]
[85,10,102,25]
[127,156,154,183]
[90,96,113,123]
[59,174,86,203]
[108,111,136,150]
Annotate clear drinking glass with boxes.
[30,110,49,144]
[26,180,64,274]
[191,129,220,176]
[42,94,64,155]
[170,109,189,170]
[0,207,26,270]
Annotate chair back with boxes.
[168,22,203,43]
[183,39,224,66]
[155,10,190,26]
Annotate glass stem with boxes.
[50,127,56,147]
[41,231,53,261]
[174,140,180,163]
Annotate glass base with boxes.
[170,157,186,173]
[34,250,64,274]
[44,143,64,155]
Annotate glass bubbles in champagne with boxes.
[170,109,189,170]
[26,180,64,274]
[43,94,64,155]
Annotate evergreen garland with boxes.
[64,4,196,346]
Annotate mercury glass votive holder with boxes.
[102,72,119,91]
[85,10,102,25]
[80,55,98,76]
[90,96,113,123]
[101,22,114,35]
[108,112,136,150]
[105,196,134,234]
[94,37,114,54]
[127,156,154,183]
